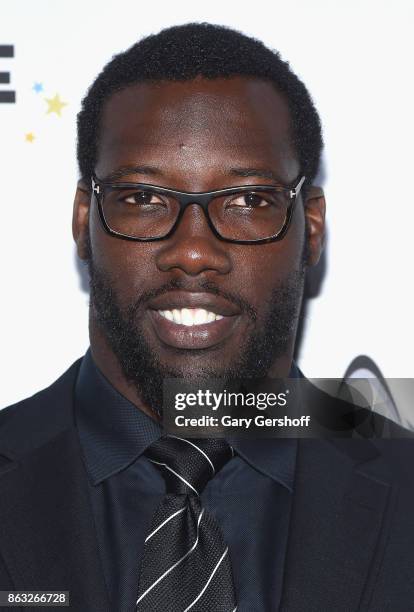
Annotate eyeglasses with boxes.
[91,173,306,244]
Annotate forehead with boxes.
[96,76,299,187]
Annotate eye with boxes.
[227,192,272,209]
[123,190,166,207]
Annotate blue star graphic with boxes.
[33,82,44,93]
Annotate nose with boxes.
[155,204,232,276]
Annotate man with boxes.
[1,23,413,612]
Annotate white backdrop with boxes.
[1,0,413,408]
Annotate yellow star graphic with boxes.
[25,132,35,143]
[45,93,67,117]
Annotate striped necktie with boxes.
[135,436,237,611]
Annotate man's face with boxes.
[74,77,325,415]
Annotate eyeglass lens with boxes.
[100,185,290,241]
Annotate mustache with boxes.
[128,277,257,322]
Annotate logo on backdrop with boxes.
[0,44,68,143]
[0,45,15,103]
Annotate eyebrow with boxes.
[102,165,163,182]
[229,167,287,184]
[102,164,288,185]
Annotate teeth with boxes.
[181,308,193,326]
[207,311,215,323]
[172,308,182,325]
[158,308,224,326]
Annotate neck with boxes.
[89,315,161,422]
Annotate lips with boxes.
[146,291,242,350]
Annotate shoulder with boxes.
[0,358,83,458]
[301,376,414,475]
[371,415,414,481]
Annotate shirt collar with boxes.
[75,348,298,491]
[75,348,162,485]
[228,438,297,492]
[227,362,301,492]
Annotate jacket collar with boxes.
[0,358,111,611]
[280,437,395,611]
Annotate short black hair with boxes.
[77,22,323,187]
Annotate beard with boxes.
[86,234,307,417]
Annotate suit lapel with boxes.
[0,361,111,612]
[280,438,395,612]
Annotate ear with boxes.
[72,178,91,260]
[303,185,326,266]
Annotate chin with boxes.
[157,352,230,379]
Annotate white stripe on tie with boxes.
[136,509,205,606]
[145,507,187,543]
[148,459,199,495]
[169,436,216,476]
[183,547,230,612]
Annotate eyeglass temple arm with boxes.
[91,177,100,195]
[290,176,306,199]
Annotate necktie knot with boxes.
[145,436,233,495]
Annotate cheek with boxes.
[236,205,306,303]
[89,203,157,301]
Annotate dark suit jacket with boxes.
[1,358,414,611]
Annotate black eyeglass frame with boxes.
[91,173,306,245]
